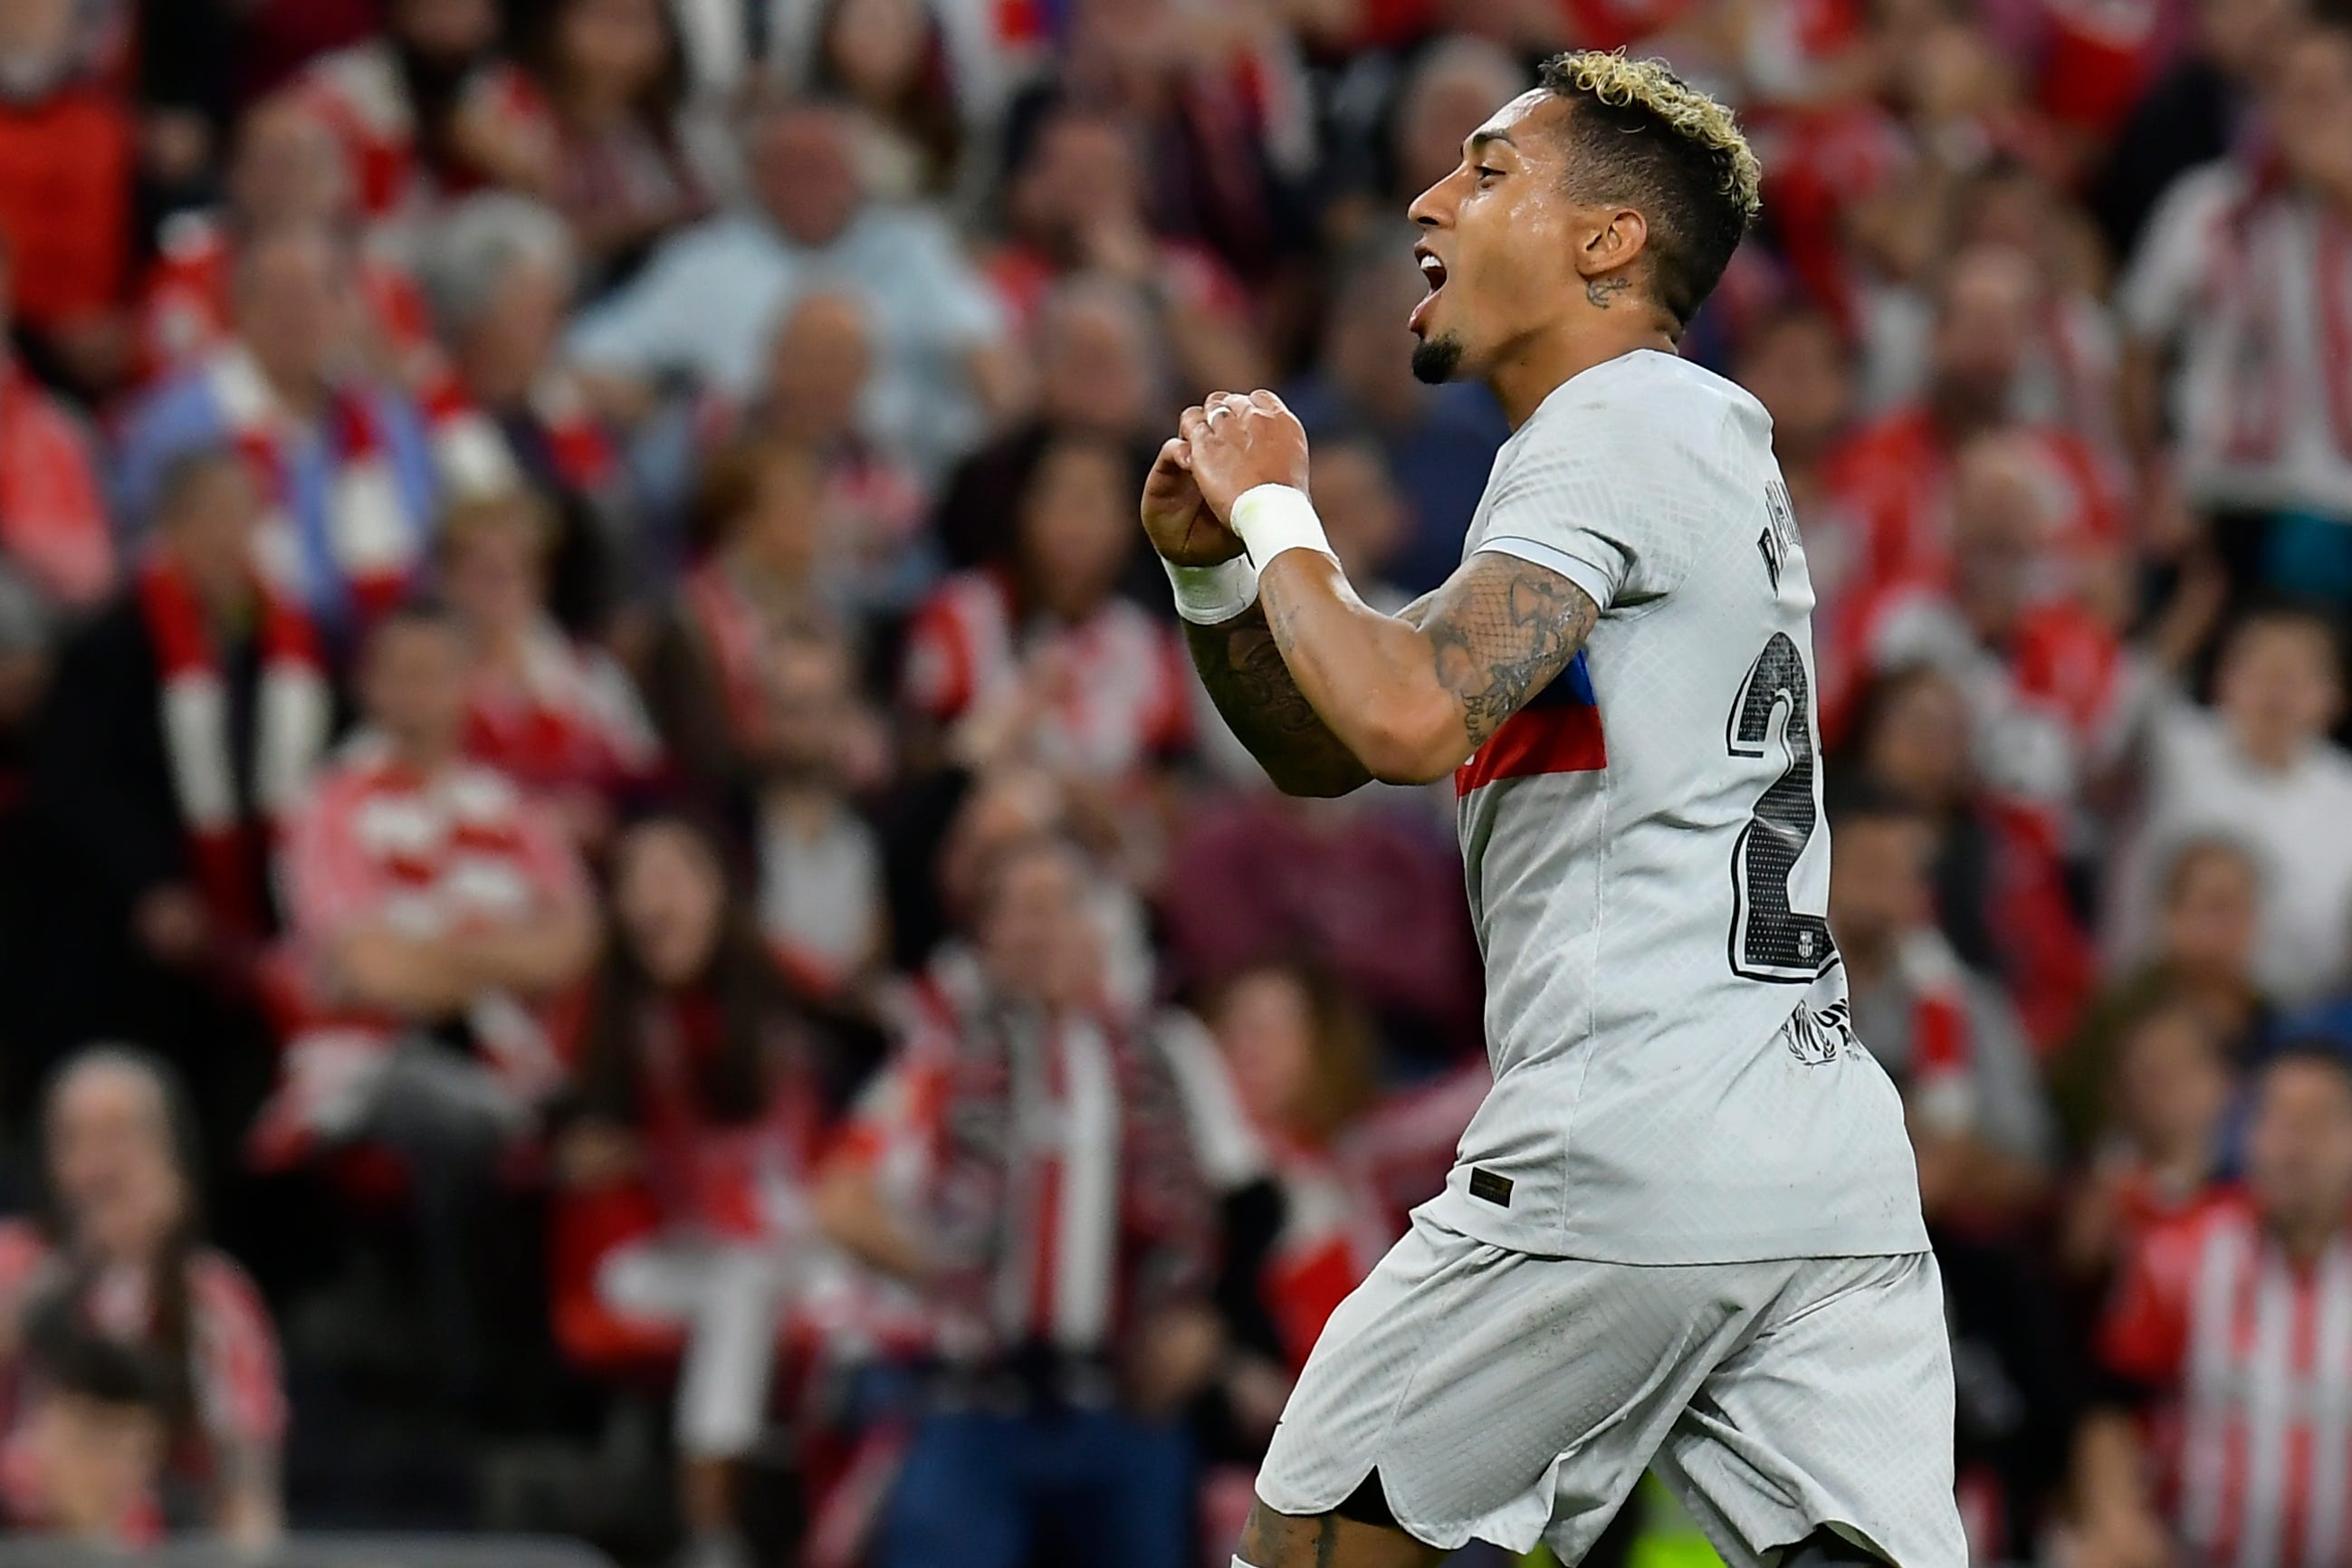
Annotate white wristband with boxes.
[1162,552,1259,625]
[1229,483,1335,569]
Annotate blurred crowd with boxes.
[0,0,2348,1564]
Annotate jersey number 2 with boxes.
[1726,633,1835,982]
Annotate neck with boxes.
[2234,722,2305,772]
[388,732,459,775]
[257,356,327,420]
[2271,1206,2343,1267]
[1839,933,1891,990]
[1486,319,1677,430]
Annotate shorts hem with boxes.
[1250,1469,1479,1554]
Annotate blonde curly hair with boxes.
[1537,50,1764,323]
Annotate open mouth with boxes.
[1410,246,1447,333]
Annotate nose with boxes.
[1407,169,1456,230]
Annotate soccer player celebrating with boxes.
[1143,53,1965,1568]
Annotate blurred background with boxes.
[0,0,2348,1563]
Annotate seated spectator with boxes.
[419,193,629,630]
[257,598,597,1401]
[138,94,439,388]
[901,434,1190,789]
[2110,604,2352,1007]
[519,0,708,288]
[26,450,329,1183]
[931,273,1163,574]
[724,290,932,617]
[1826,781,2055,1229]
[798,0,980,198]
[290,0,555,239]
[568,97,1015,478]
[2056,837,2271,1152]
[758,629,890,995]
[0,237,115,610]
[1843,661,2096,1052]
[1282,245,1512,593]
[986,99,1266,397]
[0,0,134,396]
[816,831,1217,1568]
[1822,245,2124,616]
[2118,8,2352,602]
[440,489,659,849]
[645,440,836,800]
[2059,1001,2233,1284]
[2077,1044,2352,1568]
[552,816,877,1568]
[116,224,441,639]
[0,1047,284,1546]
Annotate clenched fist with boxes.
[1180,390,1311,519]
[1139,437,1245,567]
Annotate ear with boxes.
[1573,207,1650,280]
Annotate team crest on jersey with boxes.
[1783,997,1854,1067]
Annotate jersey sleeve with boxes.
[2118,165,2232,342]
[1471,400,1701,612]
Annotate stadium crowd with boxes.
[0,0,2347,1563]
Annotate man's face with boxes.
[2248,1057,2352,1230]
[2160,846,2259,980]
[1010,114,1142,250]
[752,108,865,249]
[359,618,470,755]
[235,234,346,386]
[1827,815,1935,955]
[442,521,543,638]
[1736,314,1851,458]
[229,100,347,226]
[1037,293,1151,434]
[396,0,498,60]
[1927,249,2036,425]
[1406,91,1592,385]
[764,292,871,438]
[979,846,1096,1007]
[2271,29,2352,196]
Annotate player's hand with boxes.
[1140,436,1245,566]
[1180,390,1311,520]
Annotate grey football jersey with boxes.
[1421,350,1927,1263]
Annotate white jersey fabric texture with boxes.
[1421,348,1927,1264]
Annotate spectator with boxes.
[757,628,890,994]
[1825,780,2055,1228]
[2078,1044,2352,1568]
[116,224,441,638]
[0,239,116,611]
[521,0,707,288]
[931,273,1163,574]
[727,290,933,617]
[0,0,134,396]
[987,100,1267,397]
[568,97,1016,477]
[2059,1001,2232,1283]
[0,1311,171,1547]
[418,193,629,631]
[645,440,835,800]
[553,816,877,1568]
[25,450,328,1180]
[2110,604,2352,1006]
[2118,8,2352,604]
[258,598,597,1401]
[1282,244,1511,593]
[137,93,441,388]
[2056,837,2271,1152]
[817,831,1217,1568]
[0,1047,285,1546]
[439,489,660,848]
[290,0,556,238]
[1843,660,2098,1051]
[900,433,1192,789]
[802,0,977,199]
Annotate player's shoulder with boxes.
[1514,349,1770,470]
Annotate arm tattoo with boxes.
[1185,601,1372,798]
[1419,554,1600,749]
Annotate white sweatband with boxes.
[1162,552,1259,625]
[1229,483,1335,569]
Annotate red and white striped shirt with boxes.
[2101,1193,2352,1568]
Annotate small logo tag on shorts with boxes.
[1468,1168,1514,1208]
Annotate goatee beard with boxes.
[1410,332,1464,385]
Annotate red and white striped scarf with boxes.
[684,559,780,751]
[1900,928,1978,1135]
[139,554,330,941]
[422,368,617,501]
[209,348,416,621]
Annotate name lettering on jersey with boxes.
[1756,478,1800,595]
[1453,650,1606,796]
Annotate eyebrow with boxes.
[1467,129,1516,158]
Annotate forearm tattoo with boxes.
[1185,601,1372,798]
[1418,555,1600,748]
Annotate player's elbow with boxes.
[1351,704,1468,787]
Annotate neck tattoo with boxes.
[1585,274,1631,310]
